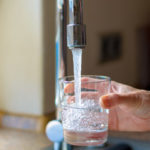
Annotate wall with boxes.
[67,0,150,86]
[42,0,55,114]
[0,0,55,115]
[0,0,150,115]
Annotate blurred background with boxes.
[1,0,150,116]
[0,0,150,149]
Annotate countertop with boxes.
[0,128,150,150]
[0,128,51,150]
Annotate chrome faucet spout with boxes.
[69,0,84,24]
[67,0,86,49]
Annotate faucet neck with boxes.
[67,0,86,49]
[69,0,83,24]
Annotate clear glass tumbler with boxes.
[59,75,111,146]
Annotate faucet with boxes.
[55,0,68,120]
[67,0,86,49]
[46,0,86,148]
[55,0,86,119]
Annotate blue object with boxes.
[46,120,64,143]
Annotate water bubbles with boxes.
[61,99,108,132]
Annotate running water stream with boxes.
[71,49,82,106]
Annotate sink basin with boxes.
[108,137,150,150]
[109,131,150,150]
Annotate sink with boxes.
[108,137,150,150]
[108,131,150,150]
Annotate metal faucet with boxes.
[55,0,86,119]
[67,0,86,49]
[46,0,86,148]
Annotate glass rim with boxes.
[59,75,111,84]
[59,75,111,110]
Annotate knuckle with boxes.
[115,94,122,101]
[81,77,89,82]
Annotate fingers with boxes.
[67,92,99,104]
[111,81,137,93]
[64,77,110,93]
[100,92,142,111]
[64,77,98,93]
[64,83,74,93]
[101,90,150,120]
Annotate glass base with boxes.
[64,129,108,147]
[66,142,108,150]
[66,139,107,147]
[46,141,109,150]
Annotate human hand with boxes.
[101,80,150,131]
[64,77,150,131]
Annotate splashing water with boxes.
[71,49,82,106]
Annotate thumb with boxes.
[100,92,141,111]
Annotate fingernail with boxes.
[100,95,112,108]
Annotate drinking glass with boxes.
[59,75,111,146]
